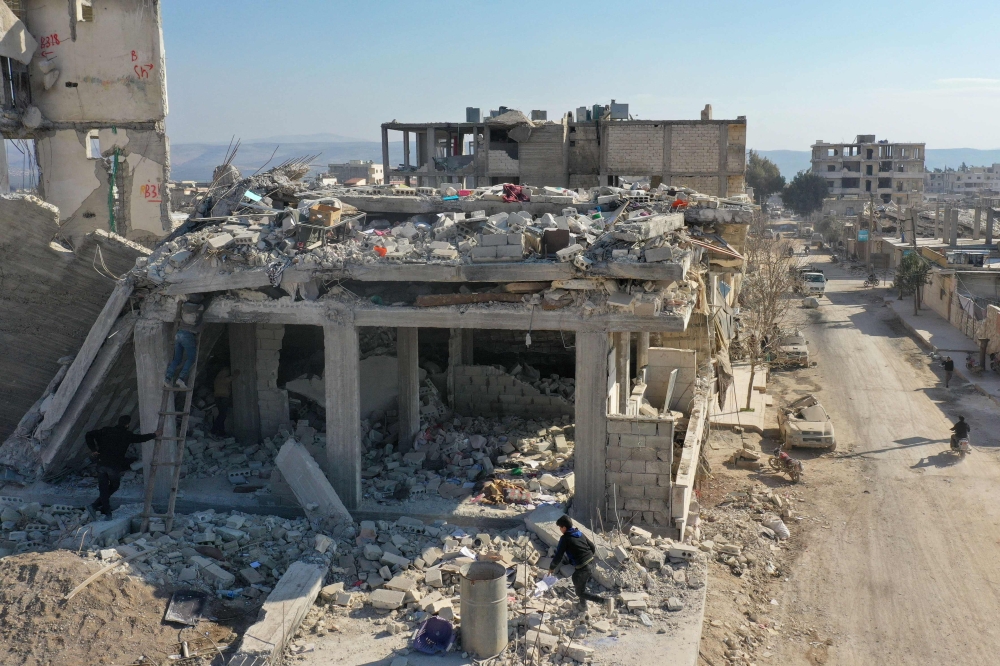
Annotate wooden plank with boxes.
[416,292,523,307]
[324,323,361,509]
[36,280,134,439]
[232,562,327,664]
[502,281,551,293]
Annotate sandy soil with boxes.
[702,252,1000,666]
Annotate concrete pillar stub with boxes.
[397,327,420,451]
[572,331,609,527]
[973,207,982,241]
[134,319,175,505]
[324,323,361,510]
[229,324,260,445]
[614,332,630,414]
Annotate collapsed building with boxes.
[0,0,169,440]
[0,157,752,541]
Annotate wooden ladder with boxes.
[140,329,200,533]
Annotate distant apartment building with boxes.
[925,165,1000,197]
[811,135,925,207]
[325,160,383,186]
[380,102,748,197]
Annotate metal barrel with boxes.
[460,561,508,657]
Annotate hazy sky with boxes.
[162,0,1000,149]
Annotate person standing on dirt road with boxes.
[943,356,955,388]
[85,416,159,520]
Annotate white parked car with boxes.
[776,331,809,367]
[779,395,836,450]
[801,272,827,295]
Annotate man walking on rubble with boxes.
[164,294,205,389]
[549,514,613,613]
[85,416,160,520]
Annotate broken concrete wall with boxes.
[452,365,573,420]
[0,194,148,440]
[13,0,170,243]
[257,323,291,438]
[36,127,169,247]
[24,0,167,124]
[605,415,675,529]
[518,124,565,187]
[646,347,697,412]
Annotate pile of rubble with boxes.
[695,483,801,665]
[287,515,706,664]
[133,166,746,319]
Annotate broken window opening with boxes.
[878,178,891,189]
[76,0,94,22]
[865,180,872,192]
[0,56,31,111]
[865,165,873,176]
[827,165,836,172]
[86,131,101,159]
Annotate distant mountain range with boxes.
[169,139,404,182]
[7,136,1000,186]
[756,148,1000,180]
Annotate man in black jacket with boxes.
[86,416,159,519]
[548,515,611,612]
[943,356,955,388]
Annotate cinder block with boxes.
[657,474,672,487]
[621,485,644,499]
[632,472,657,486]
[605,459,622,472]
[621,459,645,473]
[496,244,524,258]
[646,436,672,449]
[607,420,632,434]
[471,246,498,259]
[644,485,669,500]
[631,448,657,462]
[480,233,509,247]
[605,446,629,460]
[633,422,658,436]
[619,434,641,448]
[624,499,650,511]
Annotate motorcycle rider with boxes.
[950,416,971,450]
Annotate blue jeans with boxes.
[165,329,197,383]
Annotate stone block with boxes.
[314,534,334,553]
[495,244,524,258]
[471,246,498,259]
[384,575,417,592]
[241,567,264,585]
[370,589,406,610]
[207,233,234,250]
[319,582,345,601]
[203,564,236,587]
[424,567,443,587]
[380,551,410,568]
[480,233,508,247]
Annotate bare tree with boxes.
[737,221,800,409]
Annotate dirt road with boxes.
[762,254,1000,664]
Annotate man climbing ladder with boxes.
[164,293,205,388]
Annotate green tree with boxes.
[745,150,786,205]
[894,251,931,315]
[781,172,828,217]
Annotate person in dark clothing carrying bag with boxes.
[85,416,159,520]
[548,514,613,613]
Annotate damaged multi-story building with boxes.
[0,0,170,442]
[0,145,753,540]
[381,103,747,197]
[811,134,925,209]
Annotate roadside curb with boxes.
[884,297,1000,408]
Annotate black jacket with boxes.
[86,425,156,470]
[943,359,955,372]
[952,421,971,438]
[550,528,596,570]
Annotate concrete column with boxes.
[461,329,474,364]
[943,205,951,243]
[974,207,982,241]
[447,328,465,408]
[935,202,941,238]
[256,324,290,438]
[988,209,995,247]
[636,332,650,378]
[324,323,361,510]
[134,319,175,504]
[950,208,959,247]
[397,327,420,451]
[572,331,609,527]
[229,324,260,445]
[614,331,630,415]
[381,126,390,184]
[403,130,410,169]
[0,139,9,194]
